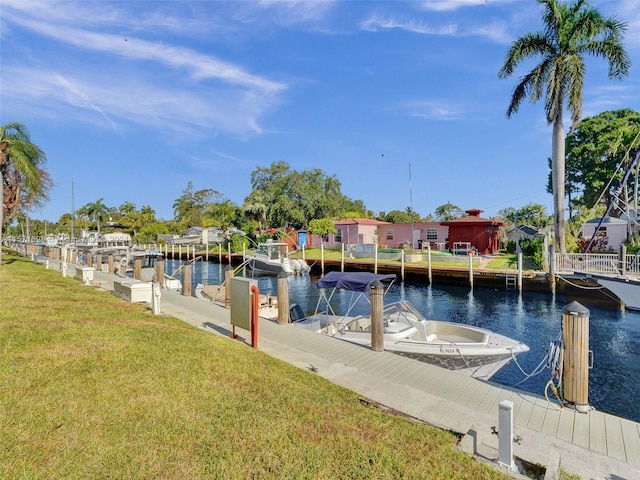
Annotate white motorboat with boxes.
[292,271,529,380]
[247,241,309,276]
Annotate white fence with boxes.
[555,253,640,276]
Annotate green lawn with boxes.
[1,252,509,479]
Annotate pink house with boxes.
[309,219,390,249]
[379,222,448,250]
[308,219,448,250]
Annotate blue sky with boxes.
[2,0,639,224]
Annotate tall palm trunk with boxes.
[0,169,3,265]
[552,110,566,254]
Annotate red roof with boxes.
[441,209,506,227]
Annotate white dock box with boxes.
[122,281,152,303]
[74,266,95,284]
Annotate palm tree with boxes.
[498,0,630,254]
[0,122,48,265]
[243,196,267,233]
[85,198,109,233]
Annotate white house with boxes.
[582,217,628,252]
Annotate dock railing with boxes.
[555,253,640,276]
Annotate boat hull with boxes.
[590,274,640,311]
[247,257,292,275]
[334,330,527,381]
[393,351,517,381]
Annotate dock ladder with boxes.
[505,263,517,290]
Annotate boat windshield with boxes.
[340,301,425,334]
[256,243,287,260]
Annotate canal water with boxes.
[167,260,640,423]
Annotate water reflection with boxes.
[167,260,640,422]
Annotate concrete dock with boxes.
[48,260,640,479]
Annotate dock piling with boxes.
[182,264,192,296]
[562,301,591,413]
[370,280,384,352]
[277,272,289,325]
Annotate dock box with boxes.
[114,278,152,303]
[74,266,95,284]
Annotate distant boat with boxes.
[292,271,529,380]
[247,241,309,276]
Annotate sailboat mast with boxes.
[71,178,75,240]
[409,162,414,249]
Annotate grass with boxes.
[1,252,510,479]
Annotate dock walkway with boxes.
[76,265,640,479]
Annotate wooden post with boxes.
[400,250,405,282]
[468,253,473,288]
[156,260,165,288]
[517,251,523,291]
[250,284,259,348]
[321,243,325,275]
[224,265,233,308]
[620,244,627,275]
[340,243,344,272]
[171,243,175,259]
[427,243,432,285]
[178,244,182,260]
[108,254,114,274]
[218,244,222,264]
[370,280,384,352]
[562,301,590,413]
[134,259,142,280]
[96,254,102,272]
[550,243,556,294]
[183,264,192,296]
[277,272,289,325]
[227,242,231,265]
[87,252,93,268]
[374,244,378,274]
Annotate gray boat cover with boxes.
[316,271,396,292]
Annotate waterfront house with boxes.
[309,219,390,249]
[441,209,506,255]
[582,216,628,252]
[506,225,544,244]
[378,222,448,250]
[307,219,449,251]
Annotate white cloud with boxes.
[360,12,510,43]
[5,14,285,94]
[251,0,337,26]
[419,0,490,12]
[1,66,277,137]
[400,100,460,120]
[1,0,289,138]
[360,14,457,35]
